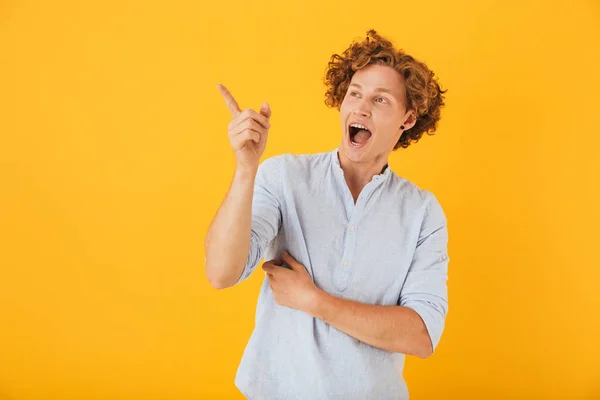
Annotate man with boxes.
[205,29,450,399]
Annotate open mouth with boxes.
[348,124,372,147]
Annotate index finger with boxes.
[217,84,241,117]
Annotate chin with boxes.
[340,132,374,162]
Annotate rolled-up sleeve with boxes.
[398,192,450,354]
[234,156,283,285]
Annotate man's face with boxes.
[339,63,414,165]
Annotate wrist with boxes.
[234,164,258,180]
[305,288,329,319]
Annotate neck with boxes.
[336,148,389,190]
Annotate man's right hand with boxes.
[217,84,271,173]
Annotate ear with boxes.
[402,110,417,131]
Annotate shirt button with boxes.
[349,225,355,232]
[343,260,349,266]
[442,254,448,260]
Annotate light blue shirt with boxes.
[233,148,450,399]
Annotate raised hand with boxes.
[217,84,271,172]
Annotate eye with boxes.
[350,91,360,97]
[375,97,388,104]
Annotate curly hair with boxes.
[324,29,447,150]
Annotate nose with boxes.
[353,98,371,117]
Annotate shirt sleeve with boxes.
[398,192,450,354]
[234,155,283,285]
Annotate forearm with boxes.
[307,291,432,358]
[204,165,257,289]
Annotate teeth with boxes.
[350,123,369,131]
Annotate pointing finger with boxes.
[217,83,241,117]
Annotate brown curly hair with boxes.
[324,29,447,150]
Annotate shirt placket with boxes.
[333,180,377,292]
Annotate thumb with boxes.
[260,102,271,119]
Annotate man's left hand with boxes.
[262,250,322,313]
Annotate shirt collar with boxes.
[330,148,392,184]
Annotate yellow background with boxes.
[1,1,599,399]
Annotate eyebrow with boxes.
[349,83,394,95]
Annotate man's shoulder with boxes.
[387,171,439,208]
[260,150,332,173]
